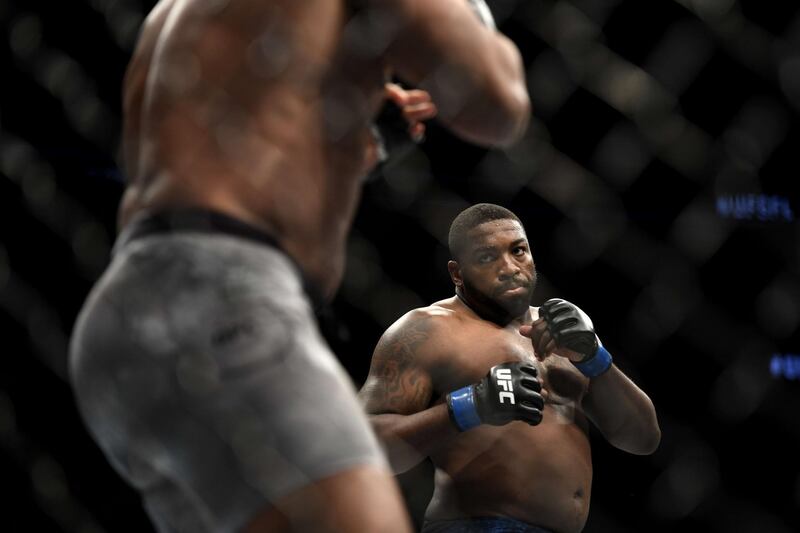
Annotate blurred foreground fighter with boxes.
[69,0,529,531]
[359,204,661,533]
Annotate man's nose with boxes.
[498,254,521,279]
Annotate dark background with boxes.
[1,0,799,531]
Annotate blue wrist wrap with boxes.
[573,345,613,378]
[447,386,482,431]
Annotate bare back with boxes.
[361,297,593,533]
[121,0,386,298]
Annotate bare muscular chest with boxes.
[432,323,588,408]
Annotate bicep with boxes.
[356,0,500,91]
[358,317,435,415]
[381,0,490,75]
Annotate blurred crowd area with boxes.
[1,0,798,532]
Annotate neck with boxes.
[455,288,529,327]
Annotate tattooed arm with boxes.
[358,308,459,474]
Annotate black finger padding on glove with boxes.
[473,362,544,426]
[376,99,417,157]
[539,298,599,360]
[365,99,417,182]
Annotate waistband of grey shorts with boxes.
[114,208,327,313]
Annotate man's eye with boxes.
[513,247,526,255]
[479,255,494,263]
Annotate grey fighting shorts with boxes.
[69,209,386,532]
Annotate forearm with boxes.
[369,403,459,474]
[583,365,661,455]
[527,300,660,454]
[423,33,530,148]
[380,0,530,148]
[446,0,530,146]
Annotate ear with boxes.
[447,260,463,287]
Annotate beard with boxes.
[460,269,538,325]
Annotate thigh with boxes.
[71,234,397,532]
[245,464,413,533]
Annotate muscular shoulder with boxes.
[378,302,459,362]
[358,303,457,414]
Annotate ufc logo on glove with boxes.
[447,362,544,431]
[496,368,515,404]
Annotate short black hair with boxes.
[448,203,523,260]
